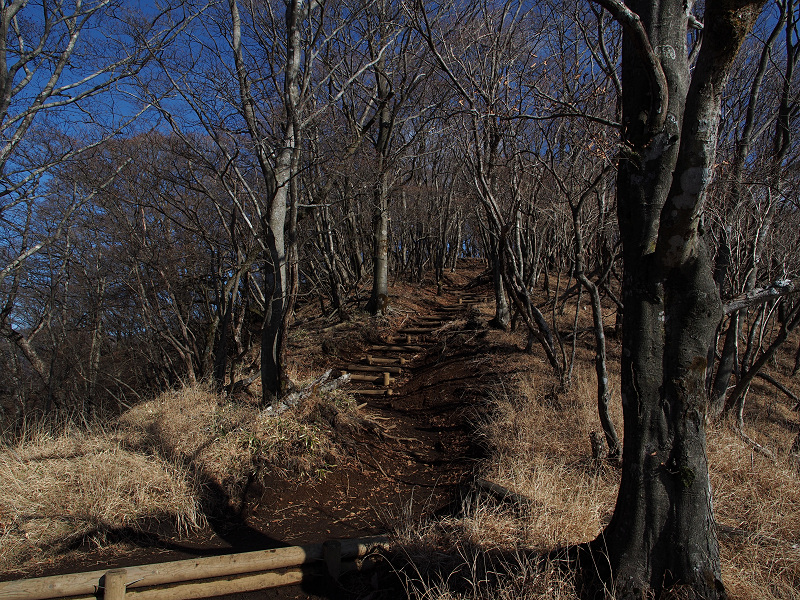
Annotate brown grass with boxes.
[393,330,800,599]
[118,381,371,504]
[710,424,800,600]
[392,362,620,599]
[0,421,202,573]
[1,375,373,574]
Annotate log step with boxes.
[346,373,395,385]
[353,388,393,396]
[367,355,408,366]
[369,345,425,353]
[344,364,402,374]
[386,335,424,345]
[399,327,439,334]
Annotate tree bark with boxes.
[366,168,390,314]
[588,0,765,597]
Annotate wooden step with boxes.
[353,388,393,396]
[367,355,408,366]
[369,345,425,353]
[344,364,402,374]
[346,373,395,385]
[386,335,421,345]
[398,328,438,335]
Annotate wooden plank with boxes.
[386,336,417,345]
[368,345,424,353]
[367,356,407,366]
[353,389,392,396]
[129,568,305,600]
[343,364,402,374]
[345,373,395,385]
[0,537,388,600]
[398,328,438,334]
[130,559,374,600]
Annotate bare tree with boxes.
[0,0,202,403]
[583,0,766,596]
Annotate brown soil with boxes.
[6,260,504,599]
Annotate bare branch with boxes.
[590,0,668,135]
[723,278,800,315]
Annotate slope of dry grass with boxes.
[0,375,373,575]
[393,322,800,599]
[0,422,202,573]
[118,382,370,503]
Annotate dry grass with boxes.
[393,363,620,599]
[1,377,372,573]
[474,367,620,551]
[118,381,370,505]
[395,336,800,599]
[0,421,202,573]
[709,424,800,600]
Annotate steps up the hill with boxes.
[337,288,491,399]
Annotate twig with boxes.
[474,478,531,507]
[734,424,776,462]
[751,372,800,408]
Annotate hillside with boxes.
[1,263,799,599]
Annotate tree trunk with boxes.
[588,0,765,596]
[366,169,390,314]
[579,273,620,458]
[365,51,394,315]
[488,236,511,330]
[260,148,291,404]
[710,313,739,418]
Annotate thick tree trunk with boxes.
[596,248,723,598]
[366,52,394,316]
[588,0,764,596]
[260,149,291,404]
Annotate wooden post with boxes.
[382,372,390,387]
[103,569,127,600]
[367,355,374,365]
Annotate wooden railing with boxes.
[0,536,389,600]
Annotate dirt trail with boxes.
[184,279,497,598]
[240,283,492,547]
[8,270,497,600]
